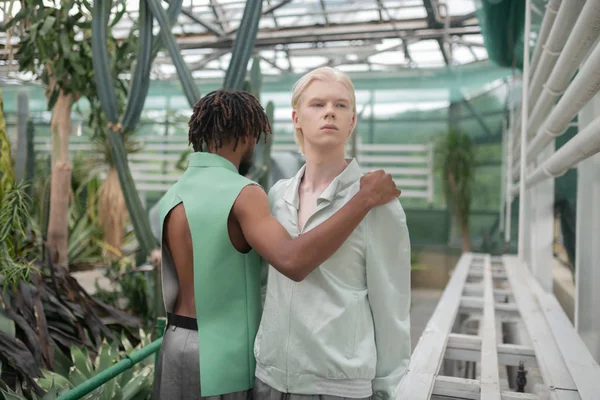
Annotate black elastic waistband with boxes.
[167,312,198,331]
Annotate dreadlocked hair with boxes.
[188,89,272,152]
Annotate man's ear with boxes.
[292,109,301,129]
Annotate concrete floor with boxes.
[410,288,442,351]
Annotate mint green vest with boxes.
[158,152,262,396]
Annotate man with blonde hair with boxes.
[253,67,411,400]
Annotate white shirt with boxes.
[254,159,411,399]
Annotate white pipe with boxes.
[512,0,600,157]
[518,0,531,260]
[512,0,600,180]
[525,113,600,189]
[500,117,507,234]
[525,0,600,140]
[528,0,585,109]
[526,40,600,164]
[511,0,562,152]
[529,0,562,77]
[505,119,513,244]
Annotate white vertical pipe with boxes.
[576,91,600,363]
[518,0,532,260]
[531,143,555,292]
[505,116,513,245]
[499,117,507,234]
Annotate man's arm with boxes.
[366,200,411,400]
[233,171,400,282]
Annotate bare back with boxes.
[163,202,251,318]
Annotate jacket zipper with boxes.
[285,203,326,391]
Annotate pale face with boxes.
[293,79,356,153]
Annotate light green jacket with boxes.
[158,152,262,396]
[254,159,412,399]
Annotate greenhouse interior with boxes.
[0,0,599,399]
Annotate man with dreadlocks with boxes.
[152,89,401,400]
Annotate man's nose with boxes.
[325,105,336,118]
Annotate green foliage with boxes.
[0,88,14,204]
[94,257,154,324]
[3,0,136,112]
[0,330,155,400]
[434,129,477,248]
[29,154,136,269]
[0,182,39,292]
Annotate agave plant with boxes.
[0,329,155,400]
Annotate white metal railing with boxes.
[501,0,600,368]
[32,134,435,202]
[504,0,600,261]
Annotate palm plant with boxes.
[434,129,477,252]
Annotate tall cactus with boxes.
[92,0,264,319]
[223,0,263,90]
[261,101,275,190]
[146,0,200,107]
[249,56,263,99]
[91,0,189,258]
[14,92,29,183]
[25,121,35,188]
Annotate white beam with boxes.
[432,376,540,400]
[575,93,600,364]
[503,256,580,396]
[518,0,532,260]
[480,256,501,399]
[396,253,475,399]
[445,333,538,368]
[530,143,554,292]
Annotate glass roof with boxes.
[0,0,487,80]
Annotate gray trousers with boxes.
[253,378,372,400]
[152,325,253,400]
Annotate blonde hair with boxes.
[291,67,356,153]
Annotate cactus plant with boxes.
[14,92,29,183]
[245,57,275,189]
[91,0,161,256]
[91,0,265,256]
[261,100,275,189]
[249,56,263,98]
[25,121,35,194]
[223,0,264,90]
[146,0,200,106]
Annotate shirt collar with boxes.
[187,152,238,173]
[281,158,362,209]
